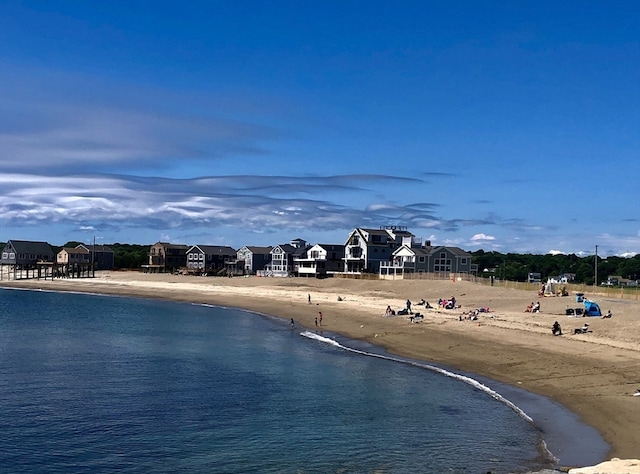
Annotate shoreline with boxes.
[2,272,639,468]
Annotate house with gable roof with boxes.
[76,244,115,270]
[380,239,476,277]
[295,243,345,277]
[57,247,90,265]
[185,245,237,274]
[1,240,55,267]
[264,239,310,277]
[0,240,55,280]
[230,246,273,275]
[343,226,414,273]
[143,242,189,273]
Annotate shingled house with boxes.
[1,240,55,268]
[76,244,115,270]
[143,242,188,273]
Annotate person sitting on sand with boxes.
[444,296,456,310]
[385,305,394,317]
[602,310,612,319]
[574,323,589,334]
[524,302,534,313]
[532,301,541,313]
[552,321,562,336]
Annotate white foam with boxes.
[300,330,560,463]
[300,330,537,426]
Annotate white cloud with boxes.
[470,233,496,242]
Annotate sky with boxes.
[1,1,639,257]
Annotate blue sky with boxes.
[1,1,638,257]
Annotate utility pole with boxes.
[594,245,598,289]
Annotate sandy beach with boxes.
[3,272,639,469]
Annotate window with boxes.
[419,256,425,263]
[461,258,467,265]
[434,258,452,272]
[2,252,7,259]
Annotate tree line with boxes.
[471,250,640,285]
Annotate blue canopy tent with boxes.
[583,300,602,317]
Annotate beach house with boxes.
[76,244,115,270]
[263,239,309,277]
[143,242,189,273]
[294,243,345,278]
[185,245,237,275]
[0,240,55,268]
[0,240,56,280]
[380,241,475,278]
[343,226,413,273]
[230,246,273,275]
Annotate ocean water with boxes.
[0,288,578,473]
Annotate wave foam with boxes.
[301,330,535,424]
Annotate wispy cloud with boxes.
[0,172,549,241]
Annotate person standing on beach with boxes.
[308,294,311,304]
[318,311,323,325]
[314,317,318,327]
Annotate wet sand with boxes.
[3,271,639,468]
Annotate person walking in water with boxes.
[290,318,295,328]
[318,311,323,326]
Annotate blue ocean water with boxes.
[0,288,561,473]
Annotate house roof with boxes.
[315,243,345,252]
[430,246,472,257]
[153,242,189,250]
[241,246,272,254]
[60,247,89,254]
[4,240,54,255]
[188,245,237,256]
[393,244,472,258]
[77,244,113,252]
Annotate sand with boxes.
[2,271,639,470]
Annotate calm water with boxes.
[0,288,557,473]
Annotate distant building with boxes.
[265,239,309,277]
[527,272,542,283]
[185,245,237,274]
[76,244,115,270]
[143,242,188,273]
[295,243,345,277]
[344,226,413,273]
[232,246,273,275]
[57,247,90,265]
[380,238,475,277]
[1,240,54,268]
